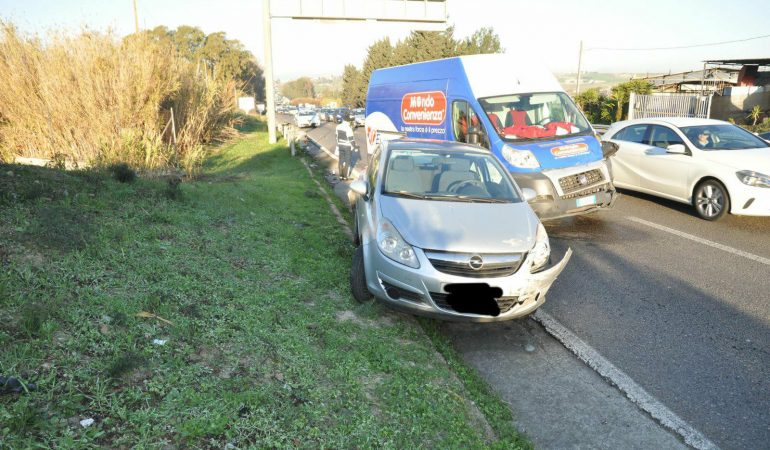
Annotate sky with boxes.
[1,0,769,80]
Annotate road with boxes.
[299,120,769,449]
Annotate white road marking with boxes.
[533,309,720,450]
[627,216,770,266]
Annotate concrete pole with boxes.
[575,40,583,95]
[133,0,139,33]
[263,0,277,144]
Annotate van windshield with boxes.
[479,92,591,142]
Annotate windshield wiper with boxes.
[455,196,509,203]
[386,191,428,199]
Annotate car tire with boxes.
[350,245,372,303]
[694,179,730,221]
[352,215,361,247]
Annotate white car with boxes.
[295,110,320,128]
[603,117,770,220]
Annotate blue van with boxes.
[365,54,616,220]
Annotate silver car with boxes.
[349,139,571,322]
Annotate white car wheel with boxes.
[694,180,730,221]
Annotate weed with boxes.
[106,352,146,380]
[27,205,93,251]
[109,163,137,183]
[164,176,183,201]
[19,302,49,338]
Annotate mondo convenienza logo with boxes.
[550,143,589,159]
[401,91,447,126]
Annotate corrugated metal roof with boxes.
[704,58,770,66]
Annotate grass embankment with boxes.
[0,118,529,448]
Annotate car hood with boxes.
[700,148,770,173]
[379,195,539,253]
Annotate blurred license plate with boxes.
[576,195,597,207]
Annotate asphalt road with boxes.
[296,119,769,449]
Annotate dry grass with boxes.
[0,22,236,175]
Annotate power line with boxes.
[587,33,770,51]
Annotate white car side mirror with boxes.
[666,144,687,154]
[350,179,368,196]
[522,188,537,202]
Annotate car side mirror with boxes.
[666,144,687,154]
[601,141,619,158]
[467,126,481,145]
[522,188,537,202]
[350,179,368,198]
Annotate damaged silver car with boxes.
[349,139,571,322]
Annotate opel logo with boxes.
[578,174,589,186]
[469,255,484,270]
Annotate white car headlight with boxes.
[530,223,550,273]
[502,144,540,169]
[377,219,420,269]
[736,170,770,188]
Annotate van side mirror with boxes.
[522,188,537,202]
[350,179,369,197]
[666,144,687,154]
[601,141,619,158]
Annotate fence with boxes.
[628,93,712,120]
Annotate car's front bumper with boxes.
[363,241,572,322]
[728,182,770,217]
[513,161,617,221]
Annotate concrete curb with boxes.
[305,135,363,180]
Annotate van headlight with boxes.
[377,219,420,269]
[736,170,770,188]
[502,144,540,169]
[530,223,550,273]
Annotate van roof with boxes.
[369,54,563,98]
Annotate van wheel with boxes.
[694,179,729,221]
[350,246,372,303]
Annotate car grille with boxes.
[430,292,524,314]
[561,183,611,200]
[424,250,525,279]
[381,281,423,303]
[559,169,604,194]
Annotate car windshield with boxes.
[383,148,522,203]
[681,124,770,150]
[479,92,591,142]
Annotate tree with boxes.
[457,27,503,55]
[341,65,363,108]
[281,77,315,100]
[748,105,763,126]
[574,88,603,124]
[609,79,653,122]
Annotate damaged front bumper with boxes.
[363,242,572,323]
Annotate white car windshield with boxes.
[681,124,770,150]
[479,92,591,142]
[383,149,522,203]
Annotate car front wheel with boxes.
[350,246,372,303]
[694,179,730,221]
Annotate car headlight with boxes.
[530,223,550,273]
[502,144,540,169]
[736,170,770,188]
[377,219,420,269]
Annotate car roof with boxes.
[610,117,730,130]
[385,138,489,154]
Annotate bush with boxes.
[109,163,137,183]
[0,23,237,176]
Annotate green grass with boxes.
[0,117,529,448]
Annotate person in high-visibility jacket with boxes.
[335,114,357,180]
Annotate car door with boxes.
[636,125,692,200]
[606,124,649,188]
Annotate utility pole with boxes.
[575,40,583,95]
[263,0,277,144]
[132,0,139,33]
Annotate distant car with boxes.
[348,139,571,322]
[335,107,351,123]
[295,110,320,128]
[602,118,770,220]
[353,108,365,127]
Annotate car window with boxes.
[382,148,521,202]
[647,125,684,149]
[452,100,490,149]
[368,147,381,195]
[613,124,648,144]
[681,124,770,150]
